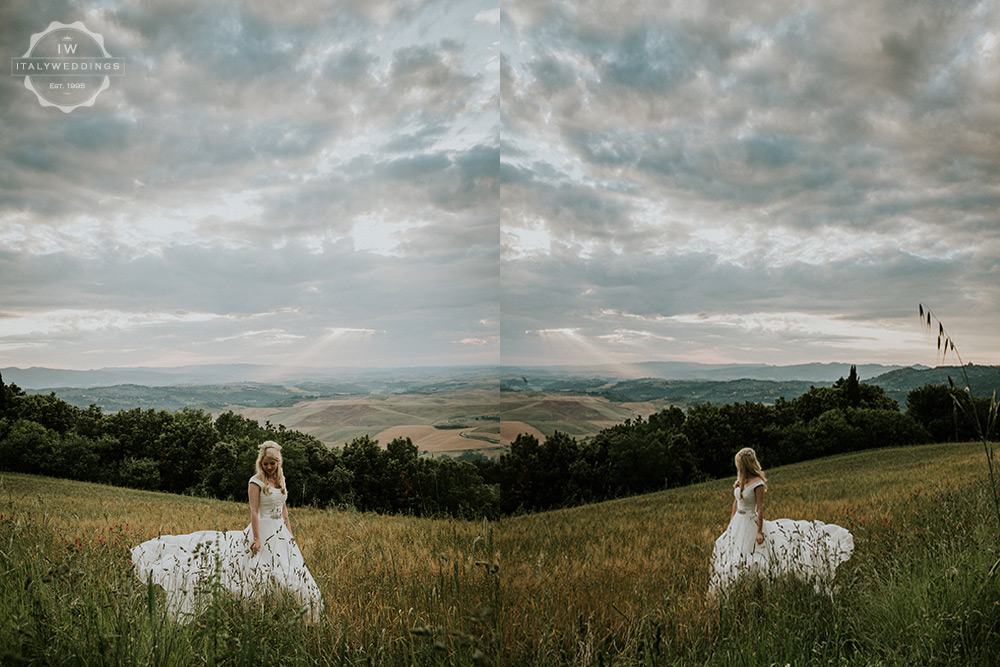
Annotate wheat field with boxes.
[502,442,997,664]
[2,441,998,665]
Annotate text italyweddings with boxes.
[12,59,124,74]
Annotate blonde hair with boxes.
[255,440,286,495]
[734,447,767,492]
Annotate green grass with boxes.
[0,475,499,666]
[502,442,1000,665]
[2,442,999,665]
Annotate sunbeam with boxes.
[256,327,383,382]
[526,328,645,377]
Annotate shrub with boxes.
[117,456,161,490]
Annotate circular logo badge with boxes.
[12,21,124,113]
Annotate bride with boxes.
[131,441,324,622]
[709,447,854,596]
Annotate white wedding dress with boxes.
[131,476,323,622]
[709,480,854,596]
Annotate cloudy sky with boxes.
[2,1,998,373]
[503,0,1000,369]
[1,0,499,371]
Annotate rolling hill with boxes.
[7,363,999,458]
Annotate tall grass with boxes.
[502,442,1000,665]
[2,442,999,665]
[919,303,1000,527]
[0,475,499,665]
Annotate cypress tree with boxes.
[846,364,861,408]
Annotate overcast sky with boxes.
[1,0,499,371]
[1,1,998,372]
[502,0,1000,369]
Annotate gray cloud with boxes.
[0,0,499,370]
[3,0,998,371]
[500,0,1000,365]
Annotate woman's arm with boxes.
[754,484,765,545]
[730,497,738,519]
[282,503,294,539]
[248,482,262,554]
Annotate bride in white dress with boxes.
[131,441,324,622]
[709,447,854,596]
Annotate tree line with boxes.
[499,367,996,513]
[0,367,993,518]
[0,371,500,519]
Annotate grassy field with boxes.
[504,441,1000,665]
[0,475,500,665]
[2,442,999,665]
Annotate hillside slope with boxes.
[503,441,998,664]
[2,442,997,665]
[867,364,1000,405]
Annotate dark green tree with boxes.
[198,437,259,501]
[153,408,218,494]
[906,384,964,442]
[719,402,779,463]
[104,408,176,463]
[412,457,497,519]
[386,436,419,512]
[792,386,842,423]
[215,410,269,442]
[535,431,579,509]
[342,435,392,512]
[10,393,80,435]
[836,365,862,408]
[499,433,541,513]
[75,404,104,439]
[683,403,737,479]
[36,432,101,481]
[117,457,161,490]
[0,419,51,473]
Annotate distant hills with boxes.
[0,364,500,391]
[864,364,1000,406]
[503,364,1000,408]
[4,362,999,416]
[502,361,920,387]
[2,361,914,391]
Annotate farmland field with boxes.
[228,390,662,454]
[232,389,507,453]
[2,441,998,665]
